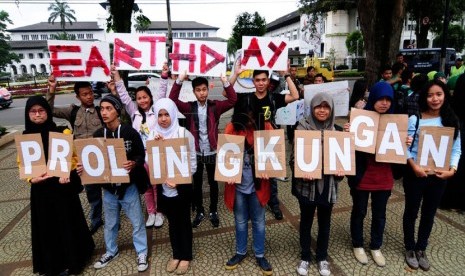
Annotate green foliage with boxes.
[433,24,465,52]
[345,30,364,56]
[0,10,20,71]
[106,0,136,33]
[0,125,6,136]
[50,32,76,40]
[134,10,151,33]
[47,0,77,32]
[228,12,267,55]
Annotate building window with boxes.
[31,34,39,40]
[38,53,44,59]
[86,33,93,39]
[21,35,30,40]
[292,29,298,40]
[28,53,34,59]
[172,32,178,38]
[180,32,186,38]
[77,33,84,39]
[18,53,24,59]
[40,34,48,40]
[195,32,201,38]
[187,32,193,38]
[202,32,208,37]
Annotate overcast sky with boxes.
[3,0,298,39]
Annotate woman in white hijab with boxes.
[147,98,196,275]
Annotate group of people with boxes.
[21,54,463,276]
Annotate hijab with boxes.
[300,92,335,131]
[23,96,57,159]
[365,81,394,114]
[153,98,180,138]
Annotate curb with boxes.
[0,130,18,148]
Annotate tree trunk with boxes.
[109,0,134,33]
[358,0,407,86]
[415,21,430,48]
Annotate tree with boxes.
[433,24,465,52]
[299,0,407,86]
[134,10,151,33]
[105,0,136,33]
[406,0,465,48]
[345,30,364,56]
[228,12,267,56]
[47,0,76,32]
[0,11,20,71]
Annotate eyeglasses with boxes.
[29,108,46,115]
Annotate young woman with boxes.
[112,64,169,228]
[403,80,461,271]
[23,96,94,275]
[346,81,410,267]
[291,93,343,276]
[223,95,273,276]
[147,98,197,275]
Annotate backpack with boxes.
[391,115,420,180]
[70,105,104,131]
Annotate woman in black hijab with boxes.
[24,96,94,275]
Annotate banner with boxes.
[215,134,245,183]
[48,40,111,81]
[169,39,227,77]
[241,36,289,71]
[304,81,350,117]
[109,33,167,70]
[276,99,305,125]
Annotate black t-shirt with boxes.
[254,92,286,130]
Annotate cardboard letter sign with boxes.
[241,36,288,71]
[254,129,286,178]
[47,132,73,178]
[15,134,46,179]
[75,138,129,184]
[110,33,167,70]
[417,126,454,173]
[349,108,379,153]
[294,130,322,179]
[324,131,355,175]
[215,134,245,183]
[48,40,111,81]
[375,114,408,164]
[169,39,227,77]
[146,138,191,185]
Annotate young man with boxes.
[170,74,237,228]
[79,94,148,272]
[303,66,316,85]
[251,69,300,220]
[450,58,464,77]
[47,76,104,235]
[313,73,325,84]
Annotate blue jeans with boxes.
[267,178,280,209]
[234,191,265,257]
[350,189,391,250]
[103,184,147,256]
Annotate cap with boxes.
[100,94,123,116]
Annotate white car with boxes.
[127,72,161,99]
[0,88,12,109]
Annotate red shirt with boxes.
[358,155,393,191]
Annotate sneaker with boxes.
[318,260,331,276]
[256,257,272,276]
[154,213,164,228]
[415,250,430,271]
[210,212,220,228]
[370,249,386,267]
[271,207,283,220]
[94,252,119,269]
[296,260,309,276]
[145,213,156,228]
[276,176,289,182]
[225,254,247,270]
[405,250,418,270]
[192,212,205,228]
[353,247,368,264]
[137,253,148,272]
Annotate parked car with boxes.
[0,88,13,109]
[127,72,161,100]
[91,81,109,99]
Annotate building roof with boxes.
[8,22,103,32]
[8,40,48,50]
[149,21,219,31]
[266,10,300,32]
